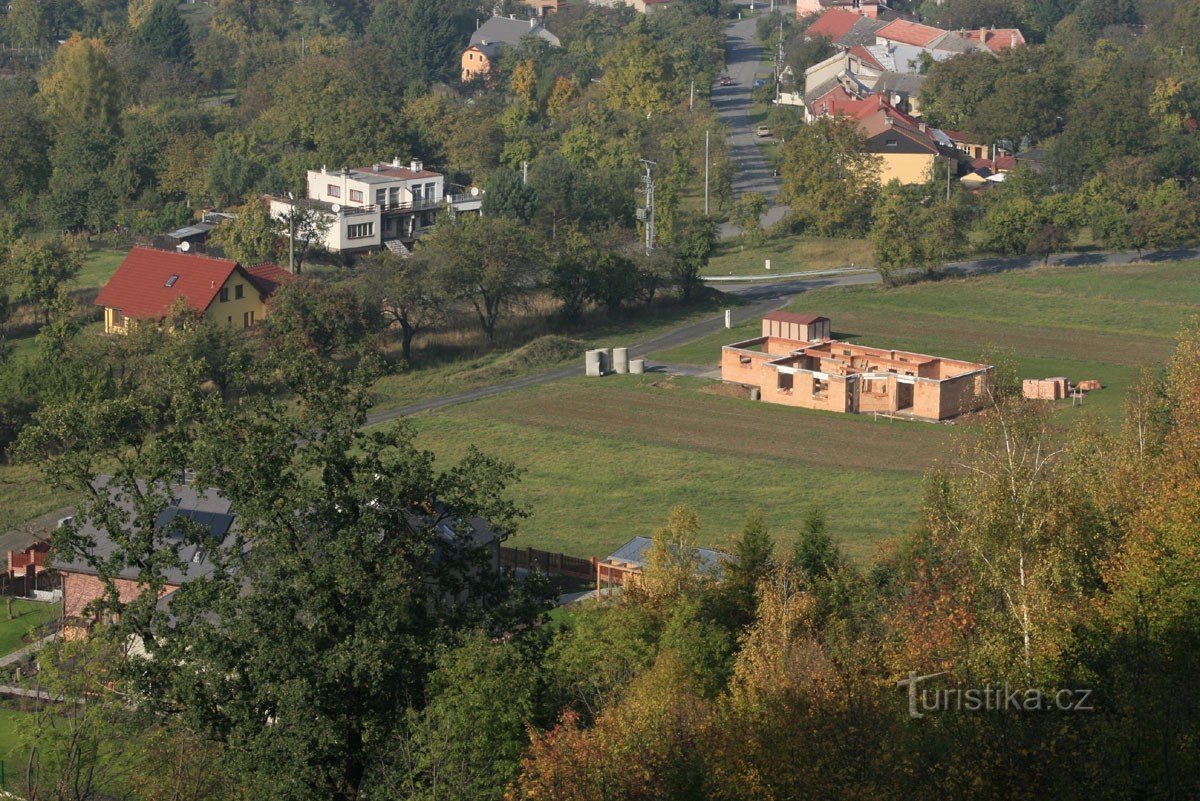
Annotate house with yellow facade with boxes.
[95,247,294,334]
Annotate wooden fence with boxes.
[499,546,596,581]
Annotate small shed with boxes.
[762,311,831,342]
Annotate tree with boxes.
[732,192,768,247]
[872,184,965,284]
[272,201,332,274]
[212,0,293,42]
[425,216,542,344]
[637,506,706,604]
[528,154,590,239]
[723,509,775,624]
[213,200,278,266]
[791,504,840,585]
[586,252,641,317]
[0,81,51,209]
[206,136,262,207]
[482,168,538,223]
[366,0,469,86]
[358,250,445,364]
[8,0,51,46]
[4,237,83,325]
[263,279,368,361]
[45,121,118,233]
[779,117,879,237]
[133,0,194,65]
[38,33,122,134]
[1132,181,1200,251]
[601,34,675,117]
[666,213,715,303]
[547,227,595,320]
[161,131,215,209]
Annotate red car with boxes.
[719,75,733,86]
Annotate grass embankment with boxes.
[408,260,1200,563]
[705,236,874,277]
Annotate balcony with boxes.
[378,198,443,214]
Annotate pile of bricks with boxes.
[1022,377,1070,400]
[1076,379,1102,392]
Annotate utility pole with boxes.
[522,160,528,185]
[704,130,710,217]
[689,80,694,110]
[775,17,784,103]
[286,192,296,274]
[640,159,656,254]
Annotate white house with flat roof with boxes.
[269,158,481,255]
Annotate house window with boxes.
[219,287,229,303]
[425,182,437,201]
[235,284,244,300]
[347,222,375,239]
[349,189,364,203]
[885,138,898,147]
[243,310,255,328]
[411,184,423,202]
[777,372,793,393]
[376,189,387,207]
[389,187,400,207]
[327,184,341,198]
[812,377,828,398]
[112,308,125,327]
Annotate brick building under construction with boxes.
[722,312,993,421]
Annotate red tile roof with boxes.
[804,8,862,41]
[961,27,1025,53]
[94,247,289,320]
[766,311,829,325]
[847,44,885,70]
[876,19,946,47]
[242,263,296,298]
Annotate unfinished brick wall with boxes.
[62,572,179,620]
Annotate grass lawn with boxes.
[0,706,31,784]
[369,296,741,413]
[69,249,125,292]
[705,236,874,277]
[409,375,944,564]
[0,601,61,657]
[404,260,1200,566]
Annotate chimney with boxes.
[321,164,327,174]
[530,17,536,28]
[374,163,382,172]
[979,26,987,43]
[393,157,402,168]
[918,121,926,132]
[410,160,423,172]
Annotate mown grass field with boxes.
[408,260,1200,564]
[410,376,937,563]
[705,236,875,277]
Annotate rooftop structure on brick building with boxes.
[722,313,993,421]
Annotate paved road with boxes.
[363,244,1200,424]
[713,11,790,238]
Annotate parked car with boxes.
[755,125,771,137]
[753,78,766,88]
[719,75,733,86]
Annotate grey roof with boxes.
[838,16,887,47]
[873,71,925,95]
[927,30,985,54]
[469,15,560,51]
[53,477,238,586]
[864,42,949,74]
[166,222,215,240]
[606,536,730,577]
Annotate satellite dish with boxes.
[179,241,191,252]
[470,186,480,197]
[331,203,342,213]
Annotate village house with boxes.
[461,15,560,82]
[94,247,294,334]
[797,0,888,20]
[722,312,992,421]
[268,159,482,256]
[595,536,730,599]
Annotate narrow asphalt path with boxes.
[713,10,790,238]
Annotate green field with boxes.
[0,600,60,657]
[0,706,30,784]
[70,249,125,292]
[406,260,1200,564]
[411,376,937,563]
[705,236,874,277]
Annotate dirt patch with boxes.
[699,382,754,400]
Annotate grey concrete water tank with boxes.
[600,347,612,375]
[749,387,761,401]
[585,349,602,377]
[613,347,629,374]
[629,359,645,374]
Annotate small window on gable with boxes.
[235,284,244,300]
[886,138,898,147]
[219,287,229,303]
[165,274,179,288]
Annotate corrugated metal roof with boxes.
[606,536,729,576]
